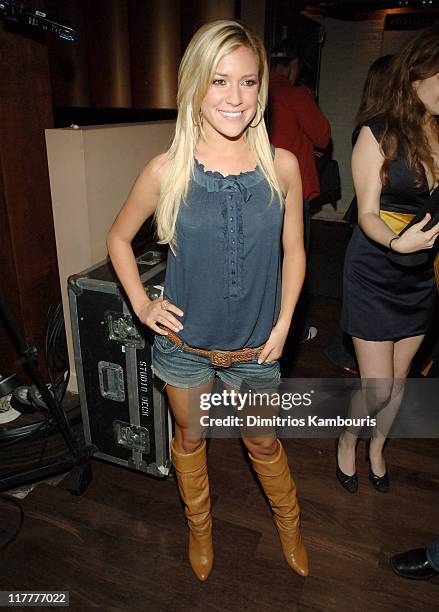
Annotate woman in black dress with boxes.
[338,25,439,492]
[327,55,394,373]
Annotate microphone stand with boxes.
[0,287,95,495]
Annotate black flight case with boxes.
[68,247,172,478]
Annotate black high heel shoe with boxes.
[369,464,390,493]
[367,440,390,493]
[335,438,358,493]
[368,462,390,493]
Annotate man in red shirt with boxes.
[269,41,331,342]
[269,41,330,208]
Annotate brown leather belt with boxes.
[165,329,261,367]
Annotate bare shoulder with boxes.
[354,125,381,151]
[118,151,170,220]
[352,126,383,167]
[273,147,300,193]
[138,152,170,192]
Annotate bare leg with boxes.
[368,334,424,476]
[221,381,280,460]
[420,358,433,377]
[242,435,278,459]
[394,334,425,377]
[166,379,215,453]
[337,339,393,476]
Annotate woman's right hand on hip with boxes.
[135,297,184,335]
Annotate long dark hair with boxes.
[359,25,439,188]
[355,55,393,129]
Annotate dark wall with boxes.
[45,0,237,114]
[0,21,60,380]
[0,0,239,382]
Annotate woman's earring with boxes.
[191,108,202,127]
[249,101,264,128]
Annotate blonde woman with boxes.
[107,20,307,581]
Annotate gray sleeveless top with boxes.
[163,155,284,350]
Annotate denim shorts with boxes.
[152,333,280,390]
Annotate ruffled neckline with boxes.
[193,157,264,193]
[194,157,259,180]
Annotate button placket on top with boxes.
[192,159,257,301]
[227,189,239,297]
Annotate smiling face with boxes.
[413,72,439,117]
[200,45,260,140]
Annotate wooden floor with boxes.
[1,436,438,611]
[1,221,438,611]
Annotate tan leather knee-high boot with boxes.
[249,439,309,576]
[171,438,214,581]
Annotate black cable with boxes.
[31,301,72,462]
[0,494,24,550]
[49,306,70,403]
[37,423,50,465]
[45,303,69,391]
[0,299,81,513]
[0,287,81,482]
[0,400,82,447]
[0,418,53,449]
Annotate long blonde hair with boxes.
[155,19,284,251]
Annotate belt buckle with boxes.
[210,350,232,367]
